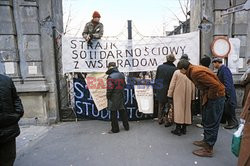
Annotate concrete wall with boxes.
[190,0,250,108]
[0,0,63,124]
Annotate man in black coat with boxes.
[0,74,24,165]
[155,54,177,126]
[106,62,129,134]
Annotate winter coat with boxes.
[217,65,237,107]
[155,62,177,103]
[82,20,103,40]
[186,65,225,105]
[241,73,250,107]
[238,91,250,166]
[168,70,195,124]
[106,68,126,111]
[0,74,24,144]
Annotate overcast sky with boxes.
[63,0,188,37]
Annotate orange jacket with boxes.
[186,65,225,105]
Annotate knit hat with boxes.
[107,62,116,69]
[92,11,101,18]
[180,54,190,61]
[166,54,176,62]
[200,55,211,67]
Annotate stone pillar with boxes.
[200,0,215,58]
[190,0,201,32]
[0,0,21,79]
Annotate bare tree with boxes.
[167,0,190,24]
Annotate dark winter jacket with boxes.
[217,65,237,107]
[82,20,104,39]
[0,74,24,144]
[106,68,126,111]
[155,62,177,103]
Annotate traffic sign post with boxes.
[221,0,250,16]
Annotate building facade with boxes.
[190,0,250,108]
[0,0,63,124]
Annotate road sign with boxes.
[211,37,231,58]
[222,0,250,16]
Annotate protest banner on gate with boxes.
[62,31,200,73]
[74,78,153,121]
[134,85,154,114]
[85,73,108,111]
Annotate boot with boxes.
[171,124,182,136]
[164,121,172,127]
[192,146,213,157]
[181,124,187,135]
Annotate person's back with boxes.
[186,64,225,103]
[0,74,24,165]
[217,65,237,105]
[155,54,177,125]
[177,59,225,157]
[106,67,125,104]
[155,61,177,103]
[106,63,129,133]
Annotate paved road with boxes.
[15,120,237,166]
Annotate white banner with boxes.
[85,73,108,111]
[62,31,200,73]
[134,85,154,114]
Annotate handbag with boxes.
[231,123,244,157]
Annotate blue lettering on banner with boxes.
[73,78,153,121]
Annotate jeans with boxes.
[224,99,238,125]
[203,97,225,146]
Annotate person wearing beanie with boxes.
[82,11,104,46]
[212,57,238,129]
[155,54,177,126]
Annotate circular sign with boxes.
[211,37,231,57]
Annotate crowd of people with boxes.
[83,10,250,164]
[1,10,249,166]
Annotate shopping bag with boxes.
[231,123,244,157]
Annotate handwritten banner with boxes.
[85,73,108,111]
[74,78,153,121]
[63,31,199,73]
[134,85,154,114]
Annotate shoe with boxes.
[192,147,213,157]
[181,125,186,135]
[224,124,238,129]
[171,124,182,136]
[164,122,172,127]
[196,124,203,128]
[124,126,129,131]
[158,119,164,125]
[108,130,119,134]
[193,140,209,148]
[171,129,182,136]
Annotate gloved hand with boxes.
[167,97,173,105]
